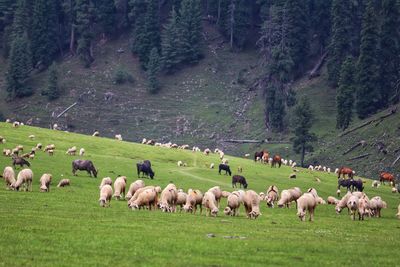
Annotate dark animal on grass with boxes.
[337,167,354,179]
[271,155,282,168]
[338,178,352,191]
[72,160,98,178]
[379,172,394,185]
[232,175,248,189]
[350,179,364,192]
[218,164,231,176]
[254,150,267,162]
[137,161,155,179]
[12,156,30,168]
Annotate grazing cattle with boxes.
[379,172,394,185]
[12,156,30,168]
[72,160,98,178]
[231,175,248,189]
[350,179,364,192]
[254,151,264,162]
[337,167,354,179]
[218,164,231,176]
[136,160,155,179]
[262,151,269,164]
[338,178,352,191]
[271,155,282,168]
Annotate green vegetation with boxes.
[112,66,134,85]
[0,123,399,266]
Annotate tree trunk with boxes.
[216,0,221,25]
[69,25,75,55]
[229,1,235,50]
[301,145,305,167]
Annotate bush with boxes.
[113,66,134,84]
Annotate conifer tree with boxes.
[356,0,380,119]
[161,8,182,72]
[75,0,95,67]
[44,62,60,100]
[179,0,202,63]
[96,0,116,38]
[336,57,355,130]
[129,0,147,58]
[147,47,160,94]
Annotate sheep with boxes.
[308,165,314,171]
[334,168,339,174]
[357,197,370,220]
[203,148,211,155]
[392,187,398,193]
[92,131,100,137]
[3,149,11,157]
[326,196,339,205]
[369,196,386,218]
[57,179,70,187]
[347,195,359,220]
[66,146,77,156]
[176,191,188,212]
[244,153,250,158]
[372,180,380,188]
[2,166,16,189]
[113,176,127,200]
[336,189,341,197]
[142,138,147,144]
[207,186,222,207]
[5,119,11,123]
[291,162,297,168]
[53,123,59,130]
[237,166,243,173]
[219,151,225,160]
[224,191,241,216]
[243,190,261,219]
[327,168,331,173]
[159,183,178,212]
[39,173,52,192]
[183,189,203,214]
[397,204,400,219]
[125,179,145,200]
[177,161,183,167]
[79,148,85,156]
[12,148,20,155]
[259,192,266,200]
[36,143,43,150]
[12,168,33,191]
[221,191,231,198]
[99,177,113,189]
[99,184,113,207]
[129,187,158,210]
[266,185,279,208]
[115,134,122,141]
[221,158,228,165]
[277,187,302,208]
[0,136,6,144]
[202,191,219,217]
[13,121,20,127]
[44,144,55,152]
[316,197,326,205]
[47,149,54,156]
[16,145,24,152]
[296,192,318,221]
[28,135,35,140]
[335,192,352,214]
[209,163,214,169]
[128,186,160,209]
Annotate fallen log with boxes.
[391,154,400,167]
[308,51,328,80]
[342,140,366,155]
[348,153,371,161]
[222,139,291,144]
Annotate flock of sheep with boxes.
[1,121,400,222]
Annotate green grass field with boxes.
[0,123,399,266]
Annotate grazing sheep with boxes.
[207,186,222,207]
[396,204,400,219]
[209,163,214,169]
[28,135,35,140]
[1,166,16,189]
[336,189,341,197]
[39,173,52,192]
[115,134,122,141]
[177,161,183,167]
[113,176,127,200]
[13,121,20,127]
[347,195,359,220]
[392,187,398,193]
[224,191,241,216]
[127,186,161,208]
[219,151,225,160]
[66,146,77,156]
[243,190,261,219]
[244,153,250,158]
[266,185,279,208]
[159,183,178,212]
[203,148,211,155]
[47,149,54,156]
[202,191,219,217]
[372,180,380,188]
[327,196,339,205]
[129,187,158,210]
[183,189,203,214]
[79,148,85,156]
[335,192,352,214]
[16,145,23,152]
[221,191,231,198]
[57,179,70,187]
[316,197,326,205]
[369,196,386,218]
[222,158,228,165]
[92,131,100,137]
[36,143,43,150]
[99,177,113,189]
[12,168,33,191]
[259,192,266,200]
[0,136,5,144]
[308,165,314,171]
[297,192,318,221]
[3,149,11,156]
[357,197,370,220]
[99,184,113,207]
[44,144,55,152]
[277,187,302,208]
[125,179,145,200]
[176,191,188,212]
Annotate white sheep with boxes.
[12,168,33,191]
[202,191,219,217]
[244,153,250,158]
[99,184,113,207]
[243,190,261,219]
[66,146,77,156]
[266,185,279,208]
[39,173,52,192]
[334,168,339,174]
[396,204,400,219]
[12,121,20,128]
[2,166,16,189]
[125,179,145,200]
[92,131,100,137]
[207,186,222,207]
[142,138,147,144]
[159,183,178,212]
[221,158,229,165]
[99,177,113,189]
[277,187,302,208]
[326,196,339,205]
[44,144,55,152]
[219,151,225,160]
[57,179,70,187]
[291,162,297,168]
[209,163,214,169]
[28,135,35,140]
[308,165,314,171]
[224,191,241,216]
[297,192,318,221]
[128,186,160,209]
[221,191,231,198]
[183,189,203,214]
[203,148,211,155]
[391,187,398,193]
[347,195,359,220]
[129,187,158,210]
[115,134,122,141]
[335,192,352,214]
[327,168,331,173]
[357,197,370,220]
[177,161,183,167]
[176,191,188,212]
[113,176,127,200]
[3,149,11,156]
[369,196,386,217]
[36,143,43,150]
[79,148,85,156]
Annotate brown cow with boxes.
[271,155,282,168]
[337,167,354,179]
[262,151,269,164]
[379,172,394,185]
[254,150,267,162]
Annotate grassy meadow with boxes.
[0,123,399,266]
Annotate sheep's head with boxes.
[211,208,219,217]
[297,210,306,221]
[99,199,106,207]
[131,204,140,210]
[223,207,232,215]
[249,210,260,219]
[335,206,342,214]
[183,204,192,212]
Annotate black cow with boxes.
[232,175,248,189]
[12,156,30,168]
[137,160,155,179]
[218,164,231,176]
[350,179,364,192]
[72,160,98,178]
[338,178,352,191]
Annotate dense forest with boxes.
[0,0,399,133]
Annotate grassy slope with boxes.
[0,123,399,266]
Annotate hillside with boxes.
[0,123,399,266]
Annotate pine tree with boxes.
[309,0,332,51]
[161,8,182,73]
[179,0,202,63]
[11,0,30,37]
[75,0,95,67]
[327,0,353,87]
[129,0,147,58]
[291,97,317,167]
[356,0,380,119]
[30,0,59,69]
[96,0,116,38]
[226,0,251,49]
[144,0,160,53]
[336,57,355,130]
[147,47,161,94]
[0,0,17,57]
[270,87,286,131]
[44,62,60,100]
[379,0,400,106]
[6,33,32,99]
